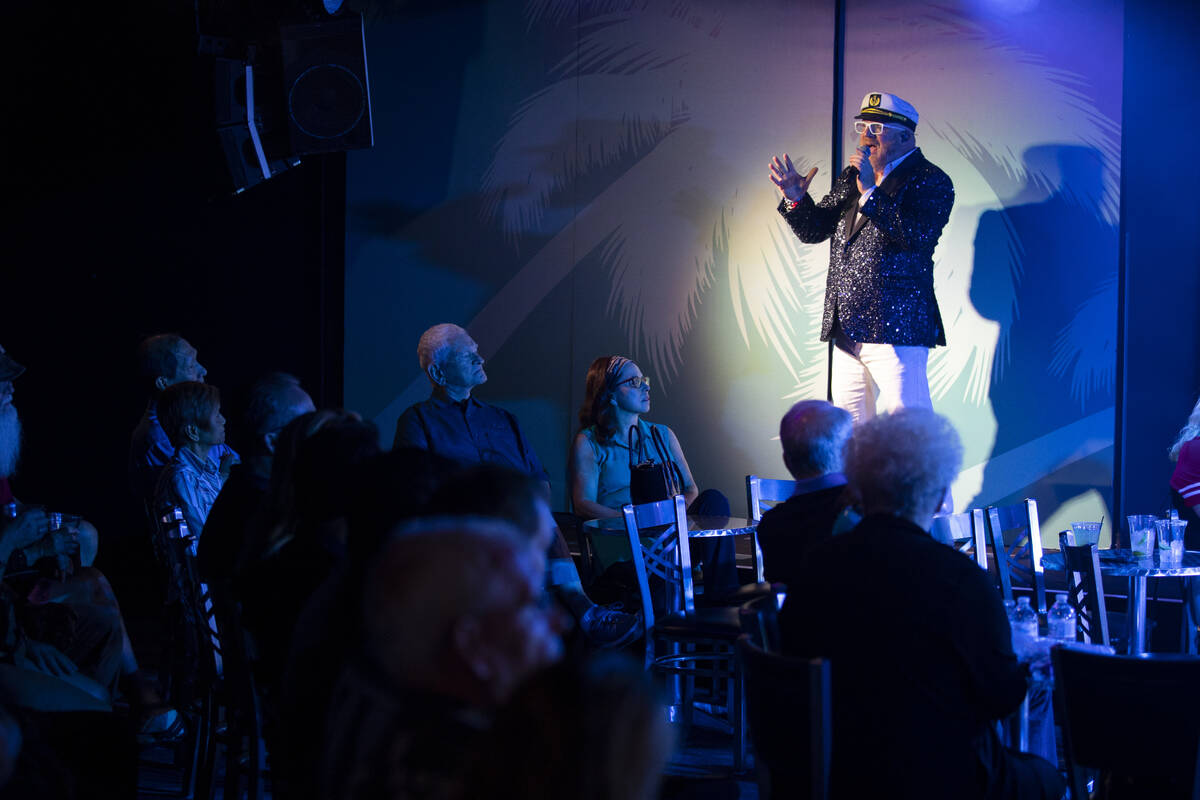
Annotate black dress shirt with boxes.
[393,395,549,481]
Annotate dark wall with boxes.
[3,4,343,565]
[1118,0,1200,531]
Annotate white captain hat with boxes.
[855,92,918,131]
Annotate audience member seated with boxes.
[1168,394,1200,650]
[0,509,111,712]
[1169,395,1200,540]
[569,354,737,599]
[152,381,228,540]
[757,399,853,588]
[465,653,673,800]
[394,323,639,648]
[319,517,565,800]
[198,372,314,587]
[0,347,99,572]
[277,446,458,800]
[779,408,1065,800]
[425,464,640,650]
[129,334,238,504]
[424,465,559,551]
[236,410,380,704]
[1,347,178,738]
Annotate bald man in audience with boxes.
[757,400,853,588]
[320,517,565,800]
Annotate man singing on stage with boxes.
[769,92,954,423]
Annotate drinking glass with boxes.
[1070,521,1102,547]
[1154,518,1187,564]
[1127,515,1158,558]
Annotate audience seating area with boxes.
[1,344,1196,800]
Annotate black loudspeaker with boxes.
[213,57,297,193]
[280,13,373,156]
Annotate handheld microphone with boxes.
[849,144,872,176]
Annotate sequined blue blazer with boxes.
[778,148,953,347]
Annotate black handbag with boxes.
[628,423,684,505]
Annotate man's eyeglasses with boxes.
[853,121,896,136]
[617,375,651,390]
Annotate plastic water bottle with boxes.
[1013,596,1039,640]
[1047,595,1077,643]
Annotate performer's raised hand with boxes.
[769,154,817,203]
[848,145,877,193]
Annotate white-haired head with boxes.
[417,324,467,373]
[779,400,853,480]
[844,408,962,528]
[416,324,486,394]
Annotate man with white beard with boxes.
[0,346,97,566]
[0,345,181,737]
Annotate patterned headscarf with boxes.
[603,356,633,394]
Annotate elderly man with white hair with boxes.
[394,323,640,649]
[779,409,1064,800]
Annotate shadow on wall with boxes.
[967,144,1117,511]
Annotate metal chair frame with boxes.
[930,508,989,570]
[622,495,747,772]
[737,635,830,800]
[150,506,266,799]
[745,475,794,583]
[1053,647,1200,800]
[1058,532,1111,647]
[986,499,1047,614]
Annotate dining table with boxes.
[1040,548,1200,654]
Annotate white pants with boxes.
[833,341,950,511]
[831,340,932,424]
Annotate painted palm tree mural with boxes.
[473,0,1119,500]
[355,0,1121,525]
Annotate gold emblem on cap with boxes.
[868,93,882,107]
